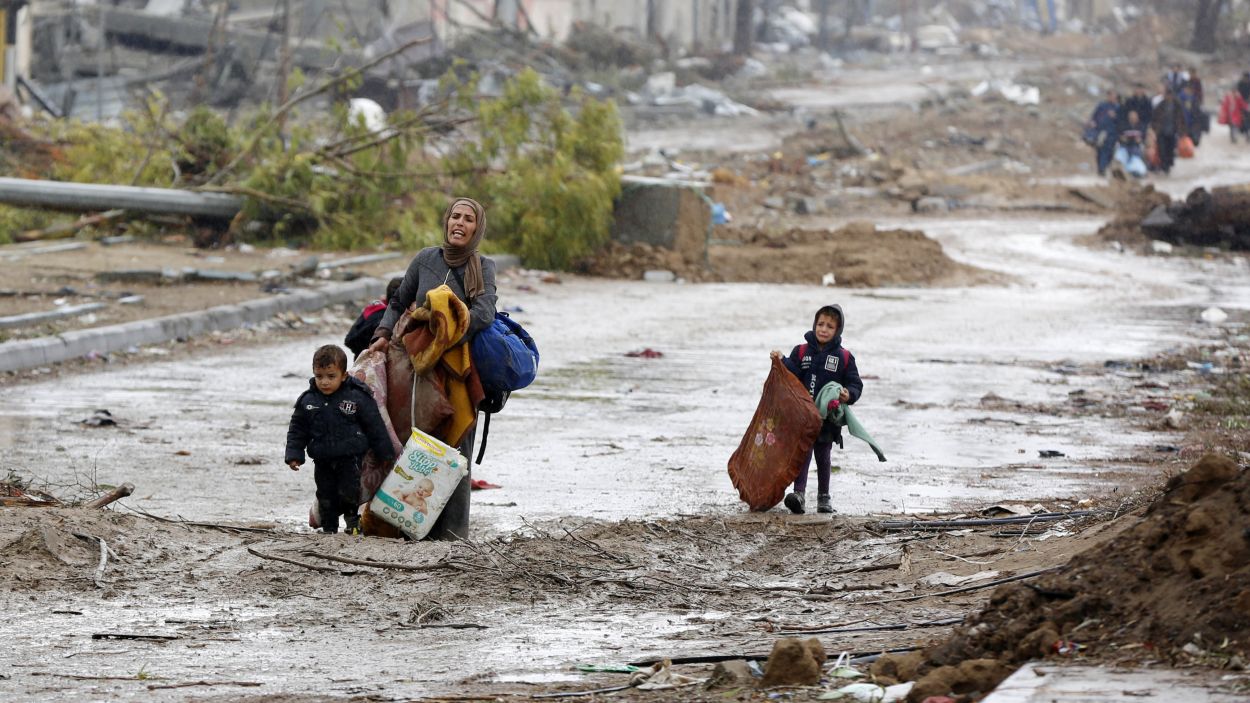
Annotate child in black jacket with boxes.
[770,303,863,515]
[285,345,395,533]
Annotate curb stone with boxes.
[0,277,386,374]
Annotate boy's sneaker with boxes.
[784,492,805,514]
[817,494,834,514]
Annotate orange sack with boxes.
[727,357,823,511]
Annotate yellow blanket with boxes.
[401,285,482,448]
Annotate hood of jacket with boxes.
[805,303,845,349]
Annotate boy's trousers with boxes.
[314,456,362,532]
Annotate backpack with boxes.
[470,311,539,463]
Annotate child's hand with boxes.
[287,460,302,471]
[839,388,850,403]
[769,350,782,360]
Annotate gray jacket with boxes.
[374,247,498,342]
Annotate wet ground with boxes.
[3,63,1249,700]
[0,213,1240,529]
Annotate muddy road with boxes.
[0,205,1244,699]
[0,214,1239,528]
[3,62,1250,699]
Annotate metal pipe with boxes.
[0,177,243,219]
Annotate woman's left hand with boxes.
[839,388,850,403]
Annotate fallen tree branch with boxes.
[85,482,134,509]
[248,547,357,574]
[146,680,263,690]
[848,567,1063,606]
[0,495,61,507]
[531,685,632,699]
[92,632,180,641]
[778,616,964,636]
[303,550,451,572]
[875,511,1102,531]
[15,210,128,243]
[122,505,279,533]
[206,35,433,186]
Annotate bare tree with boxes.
[1190,0,1226,53]
[734,0,754,55]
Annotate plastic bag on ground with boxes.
[727,357,822,511]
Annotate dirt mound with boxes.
[872,454,1250,702]
[1091,184,1174,250]
[0,510,147,588]
[580,221,999,287]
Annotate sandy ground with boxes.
[1,58,1249,700]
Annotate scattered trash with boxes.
[822,272,837,287]
[1038,450,1065,458]
[711,202,731,225]
[643,270,676,283]
[829,652,865,680]
[705,659,755,689]
[820,681,913,701]
[920,570,1002,587]
[628,660,704,690]
[470,479,502,490]
[1200,307,1228,325]
[970,79,1040,106]
[1150,240,1174,255]
[577,663,640,674]
[1051,639,1081,656]
[80,409,117,427]
[625,348,664,359]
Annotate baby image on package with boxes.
[370,428,468,540]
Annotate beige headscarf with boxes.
[441,197,486,300]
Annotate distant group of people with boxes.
[1085,64,1208,178]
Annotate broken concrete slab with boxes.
[0,177,242,219]
[613,176,710,266]
[0,303,109,331]
[95,269,182,284]
[77,5,352,71]
[0,278,384,374]
[0,242,89,260]
[984,663,1245,702]
[1069,187,1117,210]
[315,253,404,270]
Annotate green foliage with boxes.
[0,67,622,267]
[458,69,623,268]
[0,206,62,244]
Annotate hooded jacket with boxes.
[783,304,864,443]
[285,375,395,465]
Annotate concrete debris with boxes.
[0,177,241,219]
[0,303,109,331]
[645,79,759,118]
[970,80,1041,106]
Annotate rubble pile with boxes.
[580,221,994,288]
[1093,184,1174,249]
[872,454,1250,702]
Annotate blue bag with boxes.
[471,311,539,396]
